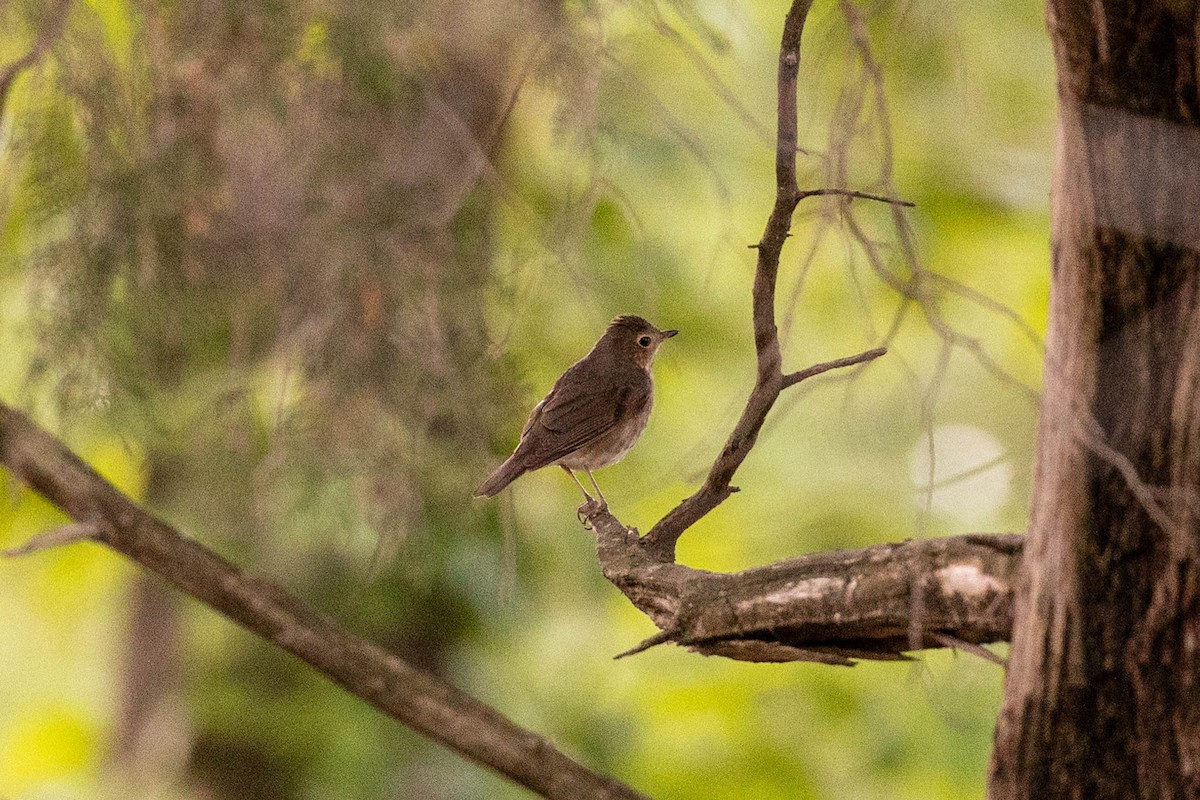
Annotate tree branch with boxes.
[782,346,888,388]
[581,4,1013,665]
[0,401,649,800]
[640,0,896,563]
[589,503,1019,664]
[4,521,101,556]
[794,187,915,207]
[0,0,71,124]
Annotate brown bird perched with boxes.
[475,315,677,507]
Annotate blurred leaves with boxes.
[0,0,1052,797]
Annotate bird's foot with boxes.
[576,498,607,529]
[576,504,593,529]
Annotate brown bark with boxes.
[594,508,1018,664]
[0,401,651,800]
[0,399,1019,797]
[639,0,908,564]
[990,2,1200,796]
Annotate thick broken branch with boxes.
[590,502,1019,664]
[0,401,649,800]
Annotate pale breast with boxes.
[554,390,653,471]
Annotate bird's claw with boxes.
[576,498,607,529]
[577,505,593,529]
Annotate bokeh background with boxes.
[0,0,1052,797]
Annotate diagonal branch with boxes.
[0,401,650,800]
[0,0,71,124]
[782,346,887,388]
[640,0,896,562]
[4,521,101,556]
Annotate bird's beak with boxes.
[661,329,679,339]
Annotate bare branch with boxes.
[3,521,102,557]
[927,272,1045,353]
[795,188,915,207]
[0,0,71,123]
[0,401,649,800]
[613,629,675,660]
[1073,407,1189,553]
[782,346,888,388]
[645,8,774,148]
[835,0,1042,409]
[928,632,1007,668]
[639,0,891,562]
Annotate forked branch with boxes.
[577,1,1019,667]
[639,0,898,562]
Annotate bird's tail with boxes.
[474,456,526,498]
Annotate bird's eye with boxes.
[638,336,652,347]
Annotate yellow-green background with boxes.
[1,0,1052,797]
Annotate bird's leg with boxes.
[563,466,595,503]
[584,470,608,511]
[562,467,598,527]
[587,469,636,535]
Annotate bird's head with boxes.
[602,315,678,370]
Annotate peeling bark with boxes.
[592,508,1018,665]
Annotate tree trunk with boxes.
[990,2,1200,796]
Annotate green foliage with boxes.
[0,0,1052,797]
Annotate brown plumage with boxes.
[475,315,677,506]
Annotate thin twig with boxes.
[782,346,887,388]
[929,632,1008,668]
[3,521,102,557]
[613,629,676,659]
[646,10,775,147]
[927,272,1045,352]
[908,566,927,653]
[795,187,915,207]
[1073,408,1188,553]
[836,0,1041,410]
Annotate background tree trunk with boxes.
[990,2,1200,796]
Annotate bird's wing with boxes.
[516,364,651,469]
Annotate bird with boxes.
[475,315,678,508]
